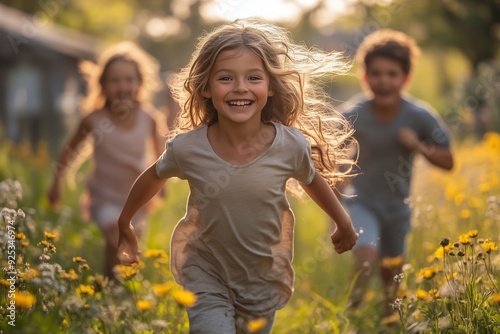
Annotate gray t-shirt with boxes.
[156,122,316,314]
[342,94,451,211]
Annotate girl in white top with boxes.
[117,19,358,333]
[47,42,164,279]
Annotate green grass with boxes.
[1,134,499,333]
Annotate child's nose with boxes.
[233,80,249,93]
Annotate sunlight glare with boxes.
[201,0,308,25]
[201,0,358,26]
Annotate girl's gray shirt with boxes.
[156,122,316,314]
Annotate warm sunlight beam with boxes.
[200,0,327,26]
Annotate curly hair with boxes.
[356,29,421,74]
[169,18,356,192]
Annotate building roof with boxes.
[0,3,102,60]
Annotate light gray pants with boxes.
[187,292,276,334]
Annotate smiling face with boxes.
[364,56,409,109]
[101,59,142,112]
[202,47,273,126]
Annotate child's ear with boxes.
[404,74,412,85]
[202,88,211,98]
[268,85,274,97]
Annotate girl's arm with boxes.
[150,118,164,158]
[47,116,92,209]
[150,120,167,200]
[117,162,167,265]
[300,171,358,254]
[398,128,454,170]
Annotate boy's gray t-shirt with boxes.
[156,122,316,315]
[341,94,451,211]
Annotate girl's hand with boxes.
[397,128,419,151]
[117,225,140,265]
[331,225,358,254]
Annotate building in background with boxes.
[0,4,102,156]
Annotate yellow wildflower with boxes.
[44,231,58,240]
[72,257,86,263]
[18,268,40,281]
[433,247,444,260]
[247,318,268,332]
[0,279,10,286]
[490,293,500,304]
[174,290,197,308]
[152,282,175,297]
[479,183,491,193]
[15,232,26,240]
[481,241,499,254]
[418,267,438,280]
[144,249,168,259]
[60,269,79,280]
[454,193,465,205]
[468,197,482,209]
[428,289,440,299]
[459,234,471,245]
[381,256,404,269]
[77,284,95,296]
[415,289,428,301]
[39,240,56,251]
[137,300,154,312]
[467,230,478,238]
[433,241,454,259]
[20,241,29,247]
[13,291,36,309]
[62,319,69,327]
[483,131,500,151]
[460,210,471,219]
[445,184,457,201]
[114,264,140,281]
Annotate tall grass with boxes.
[1,132,499,333]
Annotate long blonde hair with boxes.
[169,18,356,189]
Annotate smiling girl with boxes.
[117,19,358,333]
[47,42,164,279]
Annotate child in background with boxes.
[47,42,165,279]
[339,29,454,314]
[117,19,358,334]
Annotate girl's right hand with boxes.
[117,225,140,265]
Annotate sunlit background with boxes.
[0,0,499,154]
[1,2,500,333]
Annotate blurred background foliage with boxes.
[3,0,500,138]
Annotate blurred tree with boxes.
[387,0,500,137]
[6,0,498,134]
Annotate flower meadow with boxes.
[1,132,500,333]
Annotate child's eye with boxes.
[218,76,232,81]
[249,76,261,81]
